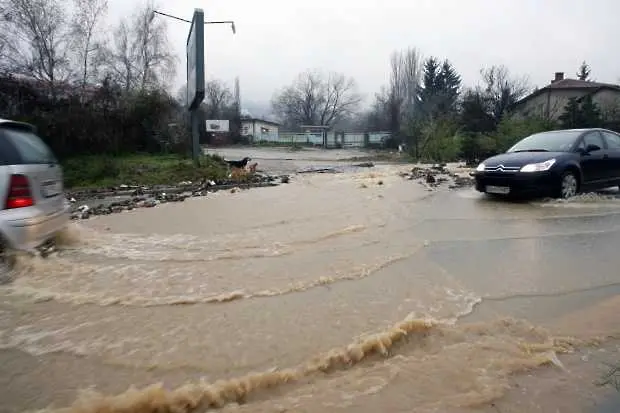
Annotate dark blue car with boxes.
[473,128,620,199]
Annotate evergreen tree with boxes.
[460,89,495,133]
[436,59,461,113]
[418,57,441,117]
[559,95,602,128]
[559,97,583,128]
[418,57,461,118]
[579,95,602,127]
[576,61,591,81]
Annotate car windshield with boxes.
[507,130,582,153]
[1,125,57,164]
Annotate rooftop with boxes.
[514,72,620,107]
[545,78,620,90]
[241,117,281,126]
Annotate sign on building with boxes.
[206,120,230,132]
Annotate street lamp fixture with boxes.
[152,10,236,34]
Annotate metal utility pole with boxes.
[152,9,236,165]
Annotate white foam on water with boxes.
[455,188,485,199]
[534,192,620,209]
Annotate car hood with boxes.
[483,151,569,168]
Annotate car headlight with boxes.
[520,158,556,173]
[476,163,485,172]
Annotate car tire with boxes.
[558,170,579,199]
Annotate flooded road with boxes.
[1,149,620,413]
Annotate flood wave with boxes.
[74,224,369,263]
[4,252,418,307]
[34,316,580,413]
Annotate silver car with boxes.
[0,119,70,274]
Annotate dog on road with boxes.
[225,157,251,169]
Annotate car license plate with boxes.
[42,181,62,197]
[486,185,510,194]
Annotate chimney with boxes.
[552,72,564,83]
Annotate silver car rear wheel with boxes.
[560,171,578,199]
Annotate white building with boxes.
[240,118,280,142]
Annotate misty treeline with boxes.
[0,0,203,157]
[271,53,620,163]
[1,0,618,165]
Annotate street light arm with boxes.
[151,10,236,34]
[205,20,236,34]
[152,10,191,23]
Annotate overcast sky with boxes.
[108,0,619,109]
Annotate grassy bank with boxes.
[62,154,229,189]
[342,152,414,163]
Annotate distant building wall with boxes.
[241,119,280,142]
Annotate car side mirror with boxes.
[585,144,601,153]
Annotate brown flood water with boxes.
[1,152,620,413]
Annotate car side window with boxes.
[2,127,57,164]
[601,131,620,150]
[580,131,606,151]
[0,134,22,165]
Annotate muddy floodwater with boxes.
[2,147,620,413]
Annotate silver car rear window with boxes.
[0,126,57,165]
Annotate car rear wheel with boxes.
[559,170,579,199]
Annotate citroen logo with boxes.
[496,165,505,171]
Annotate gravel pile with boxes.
[68,174,290,220]
[400,164,474,190]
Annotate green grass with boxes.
[254,140,313,149]
[343,152,412,163]
[62,153,229,189]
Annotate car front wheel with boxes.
[559,170,579,199]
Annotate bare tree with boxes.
[272,70,360,128]
[318,73,360,126]
[104,0,176,91]
[105,20,135,90]
[1,0,73,90]
[71,0,108,88]
[399,48,423,122]
[480,65,531,122]
[0,4,10,69]
[272,70,324,127]
[386,52,405,134]
[202,80,232,118]
[133,1,176,89]
[390,47,423,133]
[175,83,188,105]
[364,47,423,135]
